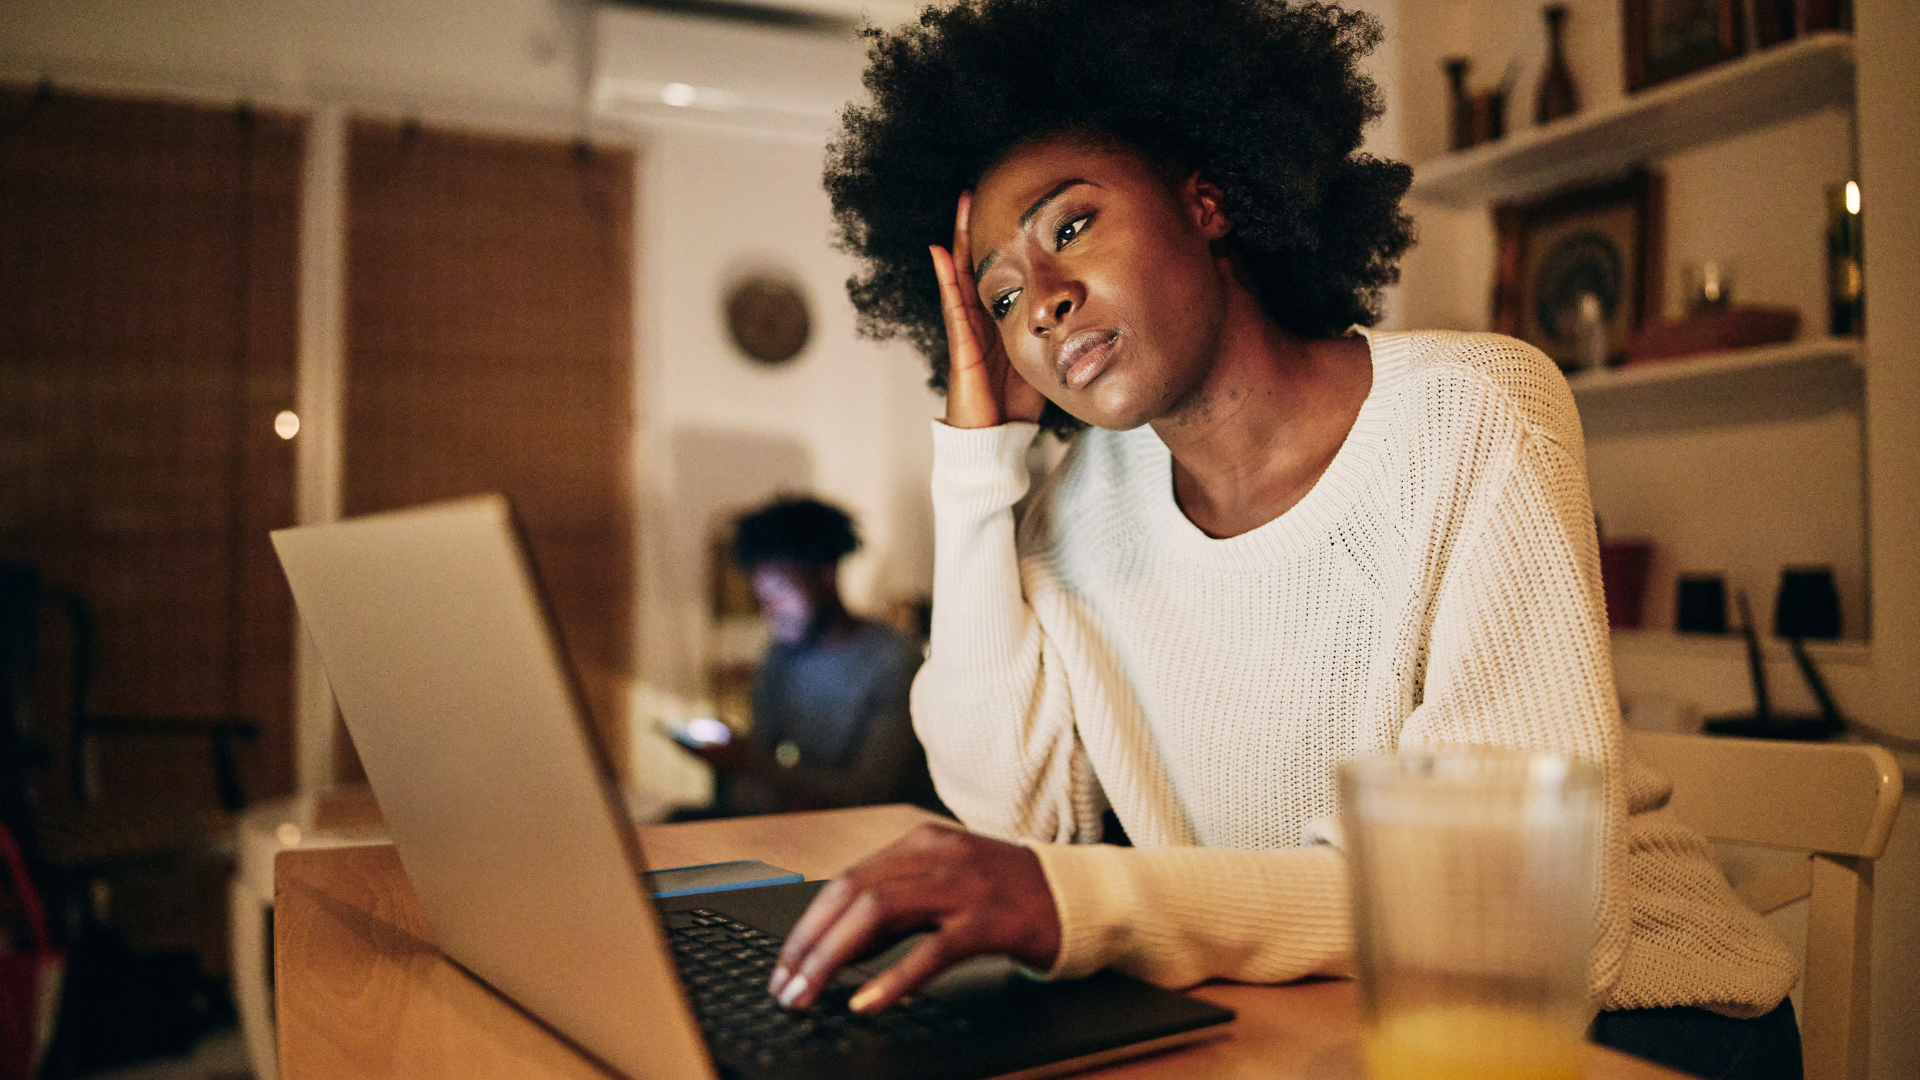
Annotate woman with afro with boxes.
[771,2,1800,1075]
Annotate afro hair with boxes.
[825,0,1414,434]
[732,497,862,570]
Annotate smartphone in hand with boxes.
[660,716,733,751]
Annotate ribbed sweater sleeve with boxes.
[1030,842,1353,985]
[911,421,1103,845]
[1396,422,1629,1005]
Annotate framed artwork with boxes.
[1493,171,1665,371]
[1624,0,1746,92]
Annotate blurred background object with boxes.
[1827,180,1864,336]
[1675,573,1728,634]
[1599,537,1655,631]
[1444,56,1517,151]
[1533,4,1581,124]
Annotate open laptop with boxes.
[271,494,1233,1080]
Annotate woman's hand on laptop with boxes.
[769,822,1060,1014]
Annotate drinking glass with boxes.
[1339,749,1603,1080]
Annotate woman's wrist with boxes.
[929,420,1039,512]
[944,398,1002,429]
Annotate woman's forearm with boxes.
[1029,842,1353,986]
[914,420,1090,842]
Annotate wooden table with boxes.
[275,804,1685,1080]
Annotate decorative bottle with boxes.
[1534,5,1579,124]
[1444,58,1473,152]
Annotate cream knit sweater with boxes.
[910,328,1796,1016]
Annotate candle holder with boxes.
[1827,181,1863,337]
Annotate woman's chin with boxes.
[1052,399,1146,432]
[1052,380,1178,432]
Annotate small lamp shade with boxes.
[1774,567,1840,640]
[1675,574,1727,634]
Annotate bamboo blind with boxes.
[342,119,636,775]
[0,87,303,804]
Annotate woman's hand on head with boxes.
[931,191,1047,429]
[768,822,1061,1014]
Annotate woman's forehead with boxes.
[978,136,1147,199]
[970,137,1162,241]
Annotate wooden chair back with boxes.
[1627,731,1903,1080]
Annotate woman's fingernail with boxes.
[848,983,883,1014]
[769,967,789,995]
[777,972,809,1009]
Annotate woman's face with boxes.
[967,135,1233,431]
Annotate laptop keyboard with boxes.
[668,908,972,1070]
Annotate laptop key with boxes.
[670,910,969,1072]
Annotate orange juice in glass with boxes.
[1363,1004,1587,1080]
[1339,750,1602,1080]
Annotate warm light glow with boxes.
[274,410,300,440]
[1845,181,1860,215]
[660,82,697,108]
[275,823,303,847]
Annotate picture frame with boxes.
[1623,0,1747,93]
[1493,171,1665,371]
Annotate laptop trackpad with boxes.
[851,933,1027,1000]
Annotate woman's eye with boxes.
[1054,214,1091,248]
[989,289,1020,321]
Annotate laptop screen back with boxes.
[272,495,713,1079]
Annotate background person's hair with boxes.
[732,497,862,570]
[825,0,1415,435]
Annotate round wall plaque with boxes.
[724,274,810,366]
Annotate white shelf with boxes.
[1410,33,1854,208]
[1611,629,1870,667]
[1571,338,1862,437]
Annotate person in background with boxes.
[678,497,941,818]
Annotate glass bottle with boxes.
[1444,58,1473,152]
[1534,5,1579,125]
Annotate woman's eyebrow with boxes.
[972,178,1096,278]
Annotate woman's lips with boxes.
[1055,329,1119,390]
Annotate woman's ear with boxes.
[1187,174,1232,240]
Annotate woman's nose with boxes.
[1029,276,1081,337]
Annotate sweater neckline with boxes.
[1139,326,1408,572]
